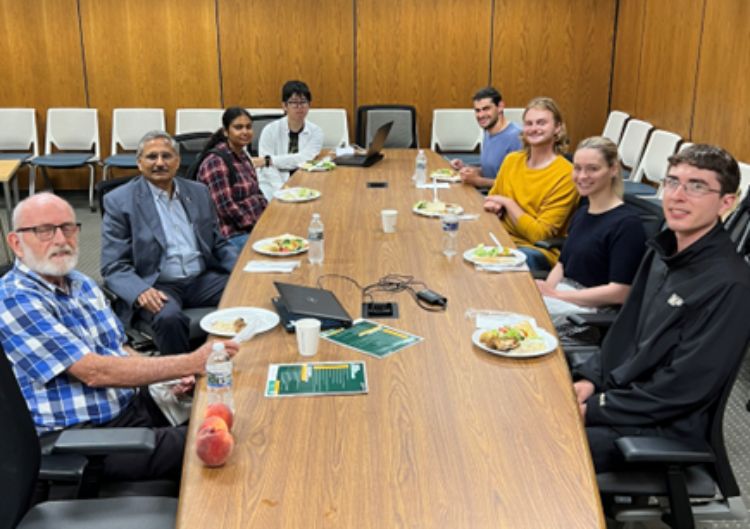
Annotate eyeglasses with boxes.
[16,222,81,241]
[663,175,722,197]
[285,99,309,108]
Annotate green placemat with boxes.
[265,361,368,397]
[322,319,423,359]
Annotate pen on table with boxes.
[358,325,382,337]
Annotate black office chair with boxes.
[249,113,283,157]
[355,104,418,148]
[94,177,214,354]
[173,131,213,178]
[0,344,176,529]
[597,341,750,529]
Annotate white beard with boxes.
[20,240,79,278]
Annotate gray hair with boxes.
[136,130,179,159]
[12,192,75,231]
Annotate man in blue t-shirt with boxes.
[451,86,522,190]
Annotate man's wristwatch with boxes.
[264,155,271,168]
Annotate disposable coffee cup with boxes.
[381,209,398,233]
[294,318,321,357]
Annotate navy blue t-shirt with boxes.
[559,203,647,287]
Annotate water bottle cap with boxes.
[312,213,320,219]
[212,342,225,353]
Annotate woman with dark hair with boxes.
[483,97,578,271]
[197,107,267,251]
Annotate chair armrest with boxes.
[531,269,549,280]
[534,237,566,250]
[39,454,88,482]
[567,312,617,328]
[53,427,156,455]
[615,436,715,464]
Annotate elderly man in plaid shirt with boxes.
[0,192,238,481]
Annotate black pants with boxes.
[99,389,186,482]
[136,270,228,355]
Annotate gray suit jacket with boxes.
[101,176,238,323]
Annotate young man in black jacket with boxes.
[572,144,750,472]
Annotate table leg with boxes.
[3,181,11,231]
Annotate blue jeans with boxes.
[517,246,551,272]
[227,232,249,252]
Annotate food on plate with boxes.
[430,168,460,181]
[233,318,247,333]
[278,187,319,200]
[479,321,543,353]
[471,244,517,264]
[300,159,336,171]
[261,235,308,253]
[211,317,246,334]
[413,200,462,214]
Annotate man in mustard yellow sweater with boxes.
[484,97,578,270]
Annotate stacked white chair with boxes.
[306,109,349,149]
[430,109,482,153]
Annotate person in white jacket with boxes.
[255,80,323,199]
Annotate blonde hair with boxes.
[521,97,569,156]
[575,136,624,198]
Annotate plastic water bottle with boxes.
[414,149,427,187]
[206,342,233,409]
[441,213,459,258]
[308,213,324,265]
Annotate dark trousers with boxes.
[136,270,228,355]
[100,389,186,482]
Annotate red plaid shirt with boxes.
[197,142,267,237]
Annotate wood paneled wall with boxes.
[79,0,222,179]
[219,0,354,114]
[611,0,750,162]
[357,0,493,147]
[1,0,617,190]
[493,0,616,150]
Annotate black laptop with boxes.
[272,282,353,332]
[334,121,394,167]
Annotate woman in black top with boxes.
[536,136,646,307]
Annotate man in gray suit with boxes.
[101,131,238,355]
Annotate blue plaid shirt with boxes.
[0,261,135,433]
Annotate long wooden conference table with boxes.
[177,149,605,528]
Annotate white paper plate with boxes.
[252,235,309,256]
[472,314,558,358]
[463,245,527,267]
[298,161,335,172]
[200,307,280,337]
[430,171,461,183]
[274,187,321,202]
[412,201,464,218]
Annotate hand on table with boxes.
[459,166,482,186]
[450,158,465,171]
[483,195,505,215]
[137,288,169,314]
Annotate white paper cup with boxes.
[381,209,398,233]
[294,318,321,357]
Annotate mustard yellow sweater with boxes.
[488,152,578,265]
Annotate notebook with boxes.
[333,121,394,167]
[273,282,353,332]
